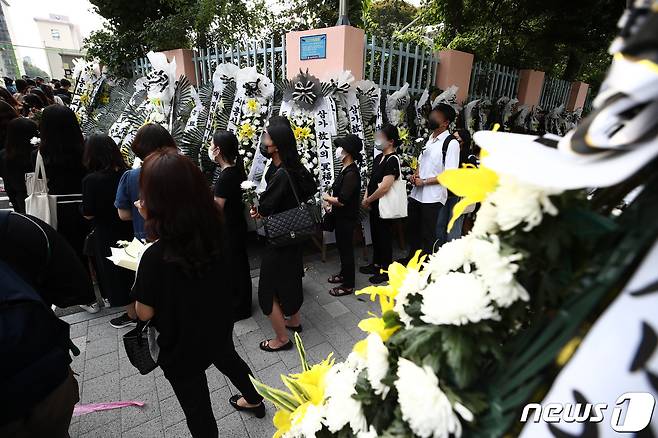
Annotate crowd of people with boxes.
[0,74,480,438]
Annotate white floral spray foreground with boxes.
[250,158,566,438]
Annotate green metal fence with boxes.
[467,61,520,101]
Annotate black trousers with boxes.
[334,216,356,287]
[370,207,393,268]
[164,337,262,438]
[407,198,442,256]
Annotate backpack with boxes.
[0,210,74,425]
[441,134,461,198]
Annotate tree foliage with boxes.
[363,0,418,39]
[403,0,624,85]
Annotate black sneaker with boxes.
[110,313,138,329]
[359,264,379,275]
[369,273,389,284]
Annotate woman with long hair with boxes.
[81,135,134,313]
[209,130,252,321]
[21,94,45,119]
[132,152,265,437]
[250,123,317,351]
[0,87,21,112]
[360,123,401,284]
[0,118,38,213]
[37,105,89,264]
[0,100,18,153]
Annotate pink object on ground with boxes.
[72,401,145,416]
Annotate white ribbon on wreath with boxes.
[203,63,240,145]
[314,97,336,193]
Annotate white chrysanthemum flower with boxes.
[488,175,560,232]
[394,269,427,327]
[30,136,40,145]
[323,362,367,434]
[240,180,257,191]
[345,351,367,372]
[366,333,390,398]
[420,272,499,326]
[471,201,498,236]
[426,237,472,277]
[288,403,325,438]
[395,358,464,438]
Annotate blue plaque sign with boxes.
[300,34,327,60]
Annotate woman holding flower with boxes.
[250,124,317,352]
[209,130,252,321]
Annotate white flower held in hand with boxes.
[240,180,257,191]
[30,137,40,146]
[395,357,468,438]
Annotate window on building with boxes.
[50,29,61,40]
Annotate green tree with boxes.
[23,59,50,79]
[270,0,365,35]
[363,0,418,38]
[403,0,624,87]
[84,0,269,75]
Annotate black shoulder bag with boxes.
[262,169,320,247]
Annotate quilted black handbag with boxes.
[262,170,320,247]
[123,321,157,375]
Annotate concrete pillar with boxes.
[517,69,545,107]
[162,48,197,86]
[567,81,589,111]
[285,25,365,81]
[434,50,474,104]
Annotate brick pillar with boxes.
[286,26,365,81]
[162,49,197,86]
[434,50,474,104]
[517,69,545,106]
[567,81,589,111]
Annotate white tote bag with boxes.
[378,155,408,219]
[25,151,58,229]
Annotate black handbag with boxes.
[122,321,157,375]
[262,170,320,247]
[321,210,335,232]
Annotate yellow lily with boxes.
[273,410,292,438]
[438,165,499,232]
[288,354,334,405]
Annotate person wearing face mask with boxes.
[360,124,401,284]
[323,134,362,296]
[250,124,317,352]
[406,103,459,258]
[209,130,252,321]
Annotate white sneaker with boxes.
[102,298,111,308]
[80,302,101,314]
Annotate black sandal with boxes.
[229,394,266,418]
[329,286,354,297]
[259,339,293,352]
[328,274,344,284]
[286,324,303,333]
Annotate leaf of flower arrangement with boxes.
[248,376,299,413]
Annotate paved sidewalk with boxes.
[64,247,388,438]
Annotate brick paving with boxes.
[64,247,393,438]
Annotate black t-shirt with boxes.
[367,153,400,207]
[131,240,233,376]
[82,170,131,228]
[213,166,247,231]
[331,162,361,220]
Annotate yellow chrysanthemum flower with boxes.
[292,124,312,142]
[150,97,162,107]
[79,93,90,106]
[238,122,257,141]
[398,127,409,144]
[246,98,260,114]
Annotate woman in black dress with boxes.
[360,123,401,284]
[81,135,134,309]
[132,152,264,437]
[37,105,90,263]
[209,130,252,321]
[0,117,38,213]
[324,134,362,296]
[250,124,317,352]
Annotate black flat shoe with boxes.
[369,273,388,284]
[359,264,379,275]
[229,394,265,418]
[286,324,303,333]
[259,339,293,352]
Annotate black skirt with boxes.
[258,243,304,316]
[225,229,253,320]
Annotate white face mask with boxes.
[374,138,387,151]
[335,147,344,160]
[208,145,219,162]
